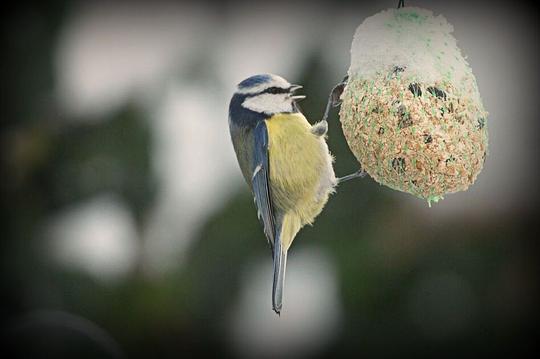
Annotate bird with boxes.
[228,74,364,314]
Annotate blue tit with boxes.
[228,74,338,314]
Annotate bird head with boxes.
[233,74,305,116]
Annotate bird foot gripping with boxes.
[322,75,349,123]
[337,168,367,185]
[313,75,349,138]
[322,75,367,185]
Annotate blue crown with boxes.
[237,74,272,89]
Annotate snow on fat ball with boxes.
[339,7,488,204]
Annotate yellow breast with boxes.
[265,113,335,230]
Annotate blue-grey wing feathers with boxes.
[252,121,276,249]
[252,120,286,314]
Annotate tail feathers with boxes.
[272,233,288,315]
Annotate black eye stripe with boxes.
[263,86,289,94]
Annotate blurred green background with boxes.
[1,1,538,358]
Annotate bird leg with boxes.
[312,75,349,137]
[322,75,349,123]
[311,121,328,137]
[322,75,366,185]
[337,168,367,185]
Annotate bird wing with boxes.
[252,121,276,249]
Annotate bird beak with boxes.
[289,84,303,92]
[289,84,305,101]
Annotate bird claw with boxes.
[322,75,349,123]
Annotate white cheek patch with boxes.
[242,94,293,115]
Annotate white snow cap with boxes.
[349,7,479,99]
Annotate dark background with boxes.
[1,0,538,358]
